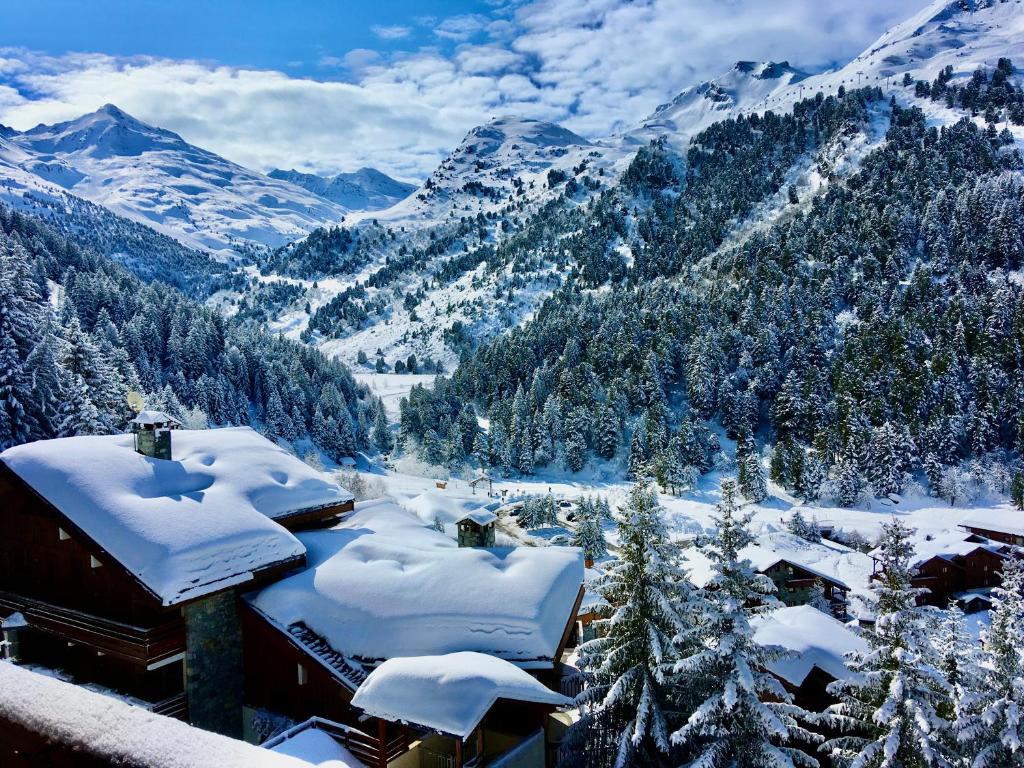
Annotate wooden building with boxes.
[0,425,353,737]
[960,518,1024,546]
[756,558,851,619]
[871,536,1014,608]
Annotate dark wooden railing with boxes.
[0,591,185,666]
[149,692,188,721]
[262,717,409,768]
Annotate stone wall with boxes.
[184,591,243,737]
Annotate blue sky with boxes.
[0,0,923,180]
[0,0,491,79]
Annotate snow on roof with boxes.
[458,508,497,526]
[250,498,583,668]
[351,652,572,738]
[682,539,850,591]
[0,428,353,605]
[130,410,180,427]
[403,490,499,525]
[870,527,1006,568]
[961,511,1024,538]
[264,721,364,767]
[0,661,312,768]
[751,605,868,687]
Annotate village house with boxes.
[870,527,1015,609]
[241,497,584,766]
[751,605,868,713]
[0,419,353,737]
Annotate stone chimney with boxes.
[130,410,181,460]
[456,509,498,548]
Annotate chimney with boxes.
[456,509,497,548]
[130,411,181,460]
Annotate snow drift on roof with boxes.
[351,652,571,738]
[250,498,583,667]
[682,539,850,590]
[265,723,363,768]
[458,509,497,526]
[960,511,1024,538]
[751,605,867,686]
[1,428,352,605]
[403,490,499,525]
[0,661,311,768]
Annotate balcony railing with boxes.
[0,591,185,666]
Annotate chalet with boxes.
[682,545,851,619]
[960,515,1024,546]
[241,498,584,765]
[0,424,353,737]
[870,529,1014,608]
[751,605,867,713]
[350,653,572,768]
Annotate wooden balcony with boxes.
[0,590,185,667]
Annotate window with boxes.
[297,663,308,686]
[90,555,102,569]
[58,527,70,541]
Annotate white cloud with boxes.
[0,0,924,179]
[371,24,412,40]
[434,14,490,41]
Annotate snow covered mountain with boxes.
[625,60,809,149]
[3,104,350,255]
[267,167,416,211]
[344,116,619,227]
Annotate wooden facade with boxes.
[0,459,351,733]
[872,545,1012,607]
[960,522,1024,546]
[760,560,850,619]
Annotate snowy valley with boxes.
[3,0,1024,767]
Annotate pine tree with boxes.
[372,404,393,452]
[822,520,952,767]
[56,372,105,437]
[572,497,608,563]
[1011,472,1024,511]
[671,479,818,767]
[597,404,619,460]
[956,558,1024,767]
[738,441,768,502]
[570,480,700,767]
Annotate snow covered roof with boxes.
[683,542,850,591]
[458,508,497,526]
[0,661,312,768]
[960,512,1024,538]
[0,428,353,605]
[263,720,365,767]
[249,498,583,668]
[869,527,1006,569]
[403,490,501,525]
[751,605,868,687]
[130,410,180,427]
[351,652,572,738]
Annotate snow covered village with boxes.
[3,1,1024,767]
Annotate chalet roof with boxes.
[0,428,353,606]
[683,543,850,591]
[249,498,583,669]
[351,652,571,739]
[961,513,1024,538]
[0,662,311,768]
[751,605,868,687]
[457,509,498,526]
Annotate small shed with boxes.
[457,509,497,548]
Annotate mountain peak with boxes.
[267,166,416,211]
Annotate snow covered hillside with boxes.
[344,116,622,228]
[246,0,1024,373]
[3,104,350,255]
[268,167,416,211]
